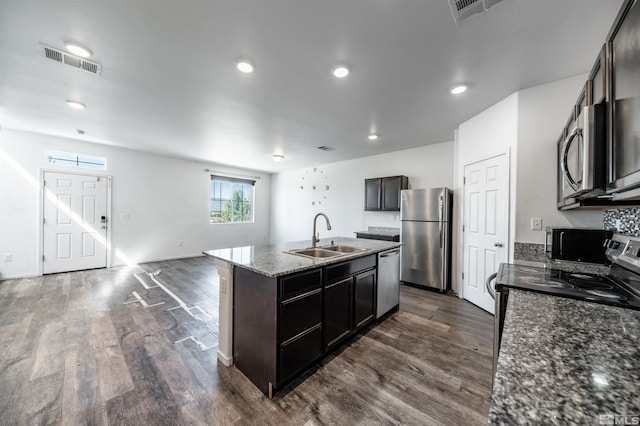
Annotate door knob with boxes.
[100,225,107,229]
[494,242,504,247]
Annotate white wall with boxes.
[452,75,608,296]
[516,74,603,243]
[454,93,519,294]
[270,142,454,244]
[0,129,271,279]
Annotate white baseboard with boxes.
[0,271,40,281]
[1,253,208,282]
[110,252,206,268]
[217,349,233,366]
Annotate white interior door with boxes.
[43,172,109,274]
[463,154,508,314]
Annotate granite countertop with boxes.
[203,236,401,278]
[354,227,400,237]
[489,289,640,425]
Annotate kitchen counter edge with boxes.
[202,236,401,278]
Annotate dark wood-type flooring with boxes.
[0,257,494,425]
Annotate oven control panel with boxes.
[607,233,640,273]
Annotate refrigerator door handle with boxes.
[438,195,444,248]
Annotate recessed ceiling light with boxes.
[236,59,254,73]
[272,154,285,162]
[332,66,350,78]
[450,84,468,95]
[64,41,92,58]
[66,100,86,110]
[368,133,379,141]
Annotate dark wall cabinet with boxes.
[364,176,408,211]
[233,254,377,397]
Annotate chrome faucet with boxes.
[311,213,332,248]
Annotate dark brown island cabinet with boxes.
[233,254,377,397]
[364,175,409,211]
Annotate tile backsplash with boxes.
[603,207,640,236]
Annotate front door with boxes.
[43,171,109,274]
[463,154,509,313]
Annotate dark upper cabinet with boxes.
[607,0,640,199]
[364,175,408,211]
[589,45,607,105]
[364,179,382,210]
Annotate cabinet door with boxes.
[354,269,376,329]
[364,178,381,211]
[324,277,353,349]
[590,47,606,105]
[381,176,406,211]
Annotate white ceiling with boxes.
[0,0,624,173]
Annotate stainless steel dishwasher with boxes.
[377,248,401,318]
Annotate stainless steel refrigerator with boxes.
[400,188,453,292]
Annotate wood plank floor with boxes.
[0,257,494,425]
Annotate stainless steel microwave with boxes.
[557,101,607,208]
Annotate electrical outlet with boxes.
[531,218,542,231]
[178,241,183,247]
[3,253,12,262]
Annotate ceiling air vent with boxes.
[317,145,336,151]
[42,45,102,75]
[447,0,504,24]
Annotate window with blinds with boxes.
[210,175,255,224]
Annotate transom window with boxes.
[47,150,107,170]
[210,175,255,224]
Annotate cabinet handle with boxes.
[561,126,583,191]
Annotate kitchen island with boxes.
[489,289,640,424]
[203,236,401,397]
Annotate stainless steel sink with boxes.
[288,248,344,259]
[286,244,368,259]
[321,245,367,253]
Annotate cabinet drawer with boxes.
[280,289,322,342]
[278,324,322,385]
[325,255,376,283]
[280,269,322,300]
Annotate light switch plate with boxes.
[531,218,542,231]
[3,253,12,262]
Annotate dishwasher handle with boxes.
[486,272,498,300]
[380,249,400,257]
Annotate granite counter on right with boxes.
[488,289,640,425]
